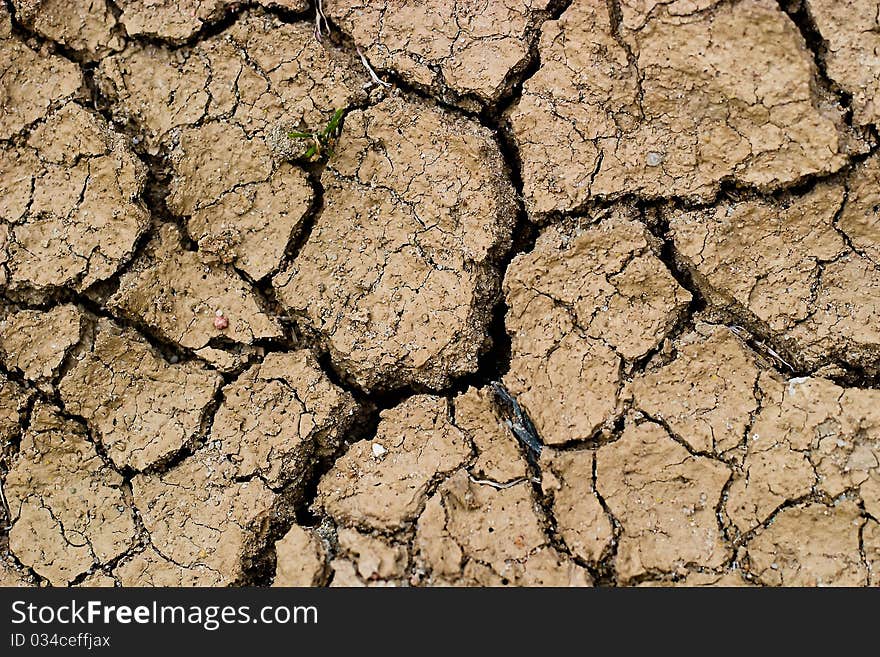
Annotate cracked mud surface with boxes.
[324,0,557,110]
[2,101,149,300]
[273,95,515,391]
[2,0,879,588]
[508,0,865,216]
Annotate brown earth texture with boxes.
[2,0,880,588]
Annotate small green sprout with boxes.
[288,108,346,162]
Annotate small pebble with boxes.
[372,443,387,458]
[213,315,229,330]
[646,151,664,167]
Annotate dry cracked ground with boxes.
[1,0,880,588]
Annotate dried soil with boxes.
[2,0,879,587]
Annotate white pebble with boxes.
[646,151,664,166]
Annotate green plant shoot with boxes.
[289,108,346,162]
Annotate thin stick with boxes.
[728,325,795,371]
[314,0,330,41]
[357,46,391,88]
[467,475,528,490]
[0,480,10,529]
